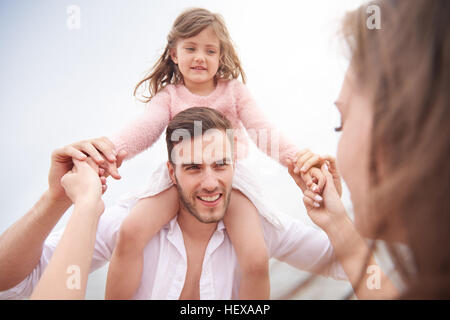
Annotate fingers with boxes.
[293,149,324,174]
[310,167,325,194]
[320,155,338,172]
[101,161,121,180]
[91,137,117,163]
[287,159,306,191]
[301,154,321,173]
[52,146,87,162]
[72,141,106,165]
[115,150,127,169]
[303,189,323,208]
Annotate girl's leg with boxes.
[224,189,270,300]
[105,186,179,299]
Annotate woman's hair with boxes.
[344,0,450,299]
[134,8,246,103]
[281,0,450,299]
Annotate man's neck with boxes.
[177,208,218,242]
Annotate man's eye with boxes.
[215,163,228,168]
[187,165,200,170]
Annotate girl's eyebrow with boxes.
[183,41,218,49]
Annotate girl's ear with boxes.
[170,48,178,64]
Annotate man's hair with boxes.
[165,107,233,163]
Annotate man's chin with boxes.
[194,210,225,224]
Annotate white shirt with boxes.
[0,198,347,300]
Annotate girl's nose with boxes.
[194,54,205,63]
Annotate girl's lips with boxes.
[191,66,207,71]
[196,194,222,207]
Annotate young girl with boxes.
[102,8,324,299]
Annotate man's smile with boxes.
[196,193,222,207]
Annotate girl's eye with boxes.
[334,121,343,132]
[208,50,216,54]
[185,47,195,51]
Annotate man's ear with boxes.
[169,48,178,64]
[167,161,177,185]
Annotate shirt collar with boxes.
[165,216,226,234]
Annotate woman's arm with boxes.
[0,147,89,291]
[288,158,399,299]
[30,159,104,300]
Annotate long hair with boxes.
[134,8,246,103]
[282,0,450,299]
[345,0,450,299]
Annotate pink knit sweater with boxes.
[110,79,300,167]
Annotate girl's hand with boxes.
[300,163,347,232]
[292,149,325,193]
[69,137,127,180]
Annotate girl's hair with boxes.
[282,0,450,299]
[134,8,246,103]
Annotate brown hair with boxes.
[282,0,450,299]
[135,8,246,103]
[165,107,234,164]
[345,0,450,299]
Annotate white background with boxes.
[0,0,367,299]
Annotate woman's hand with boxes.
[60,158,105,214]
[289,160,347,232]
[291,149,326,193]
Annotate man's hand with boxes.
[61,158,105,214]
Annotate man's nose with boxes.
[200,169,219,192]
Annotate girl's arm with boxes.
[234,81,300,167]
[68,90,171,180]
[109,90,171,160]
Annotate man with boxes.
[0,107,346,299]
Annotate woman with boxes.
[290,0,450,299]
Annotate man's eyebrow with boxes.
[181,162,201,167]
[216,157,232,164]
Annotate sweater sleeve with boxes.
[109,89,171,160]
[234,81,300,167]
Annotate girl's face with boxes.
[335,68,375,237]
[171,26,221,91]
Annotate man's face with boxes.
[167,129,235,224]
